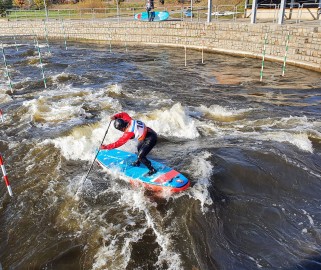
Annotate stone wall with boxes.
[1,19,321,72]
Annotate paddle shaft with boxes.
[83,120,112,183]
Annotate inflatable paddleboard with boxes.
[134,11,170,22]
[96,149,190,193]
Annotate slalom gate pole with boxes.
[260,32,268,82]
[9,21,18,51]
[1,43,14,93]
[281,32,290,77]
[0,109,4,123]
[43,20,51,54]
[201,24,205,64]
[31,31,38,49]
[184,26,187,67]
[11,29,18,52]
[60,19,68,50]
[125,28,128,53]
[0,154,13,197]
[36,39,47,88]
[109,32,112,53]
[33,36,37,49]
[202,41,204,64]
[13,35,18,52]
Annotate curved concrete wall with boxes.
[1,20,321,72]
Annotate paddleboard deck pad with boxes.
[96,149,190,193]
[134,11,170,22]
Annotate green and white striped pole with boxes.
[1,43,13,93]
[36,39,47,88]
[33,35,38,50]
[12,35,18,52]
[260,32,268,82]
[281,32,290,77]
[43,20,51,54]
[10,22,18,52]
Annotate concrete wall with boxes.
[1,19,321,72]
[256,8,321,21]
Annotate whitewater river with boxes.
[0,39,321,270]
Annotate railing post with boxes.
[251,0,258,23]
[207,0,212,22]
[244,0,249,18]
[278,0,286,24]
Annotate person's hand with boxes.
[100,144,111,150]
[110,115,116,120]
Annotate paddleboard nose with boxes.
[168,175,189,188]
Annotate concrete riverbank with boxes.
[1,19,321,72]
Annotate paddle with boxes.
[76,120,112,195]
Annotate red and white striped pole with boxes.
[0,154,13,197]
[0,109,4,123]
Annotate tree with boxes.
[34,0,49,9]
[0,0,13,17]
[0,1,5,17]
[13,0,25,8]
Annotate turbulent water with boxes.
[0,38,321,270]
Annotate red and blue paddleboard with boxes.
[96,149,190,193]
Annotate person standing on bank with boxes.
[146,0,155,22]
[100,112,158,176]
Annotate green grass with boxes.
[6,9,127,20]
[7,9,78,19]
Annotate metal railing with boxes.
[4,4,321,24]
[240,3,321,24]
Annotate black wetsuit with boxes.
[137,127,157,170]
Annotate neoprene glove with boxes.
[100,144,112,150]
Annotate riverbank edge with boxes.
[1,19,321,73]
